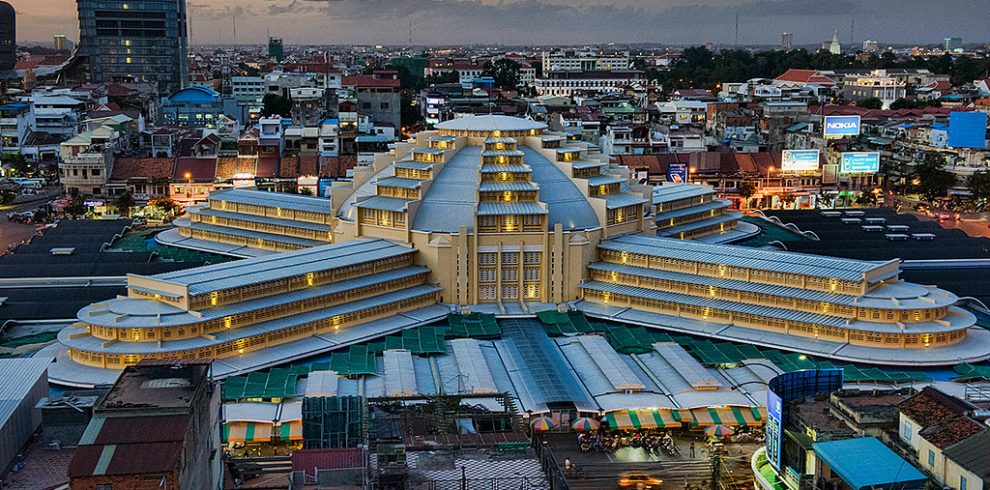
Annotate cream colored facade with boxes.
[329,116,652,307]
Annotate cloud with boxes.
[10,0,990,44]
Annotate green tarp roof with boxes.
[447,313,501,338]
[223,367,301,400]
[953,363,990,381]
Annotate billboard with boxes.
[781,150,820,172]
[840,152,881,174]
[317,177,334,198]
[667,162,688,183]
[948,112,988,149]
[823,115,861,138]
[766,389,783,470]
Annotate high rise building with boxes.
[268,36,284,62]
[944,36,963,52]
[0,1,15,71]
[781,32,793,51]
[76,0,189,95]
[862,40,880,54]
[53,34,66,51]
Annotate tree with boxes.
[737,181,757,208]
[65,194,87,218]
[261,93,292,117]
[0,189,15,205]
[967,170,990,205]
[856,97,884,109]
[113,191,135,217]
[424,71,458,86]
[482,58,521,89]
[2,153,33,177]
[150,196,178,216]
[912,153,955,203]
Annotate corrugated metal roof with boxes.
[652,184,716,204]
[600,193,647,210]
[449,339,498,394]
[304,371,340,397]
[375,176,423,189]
[411,146,482,232]
[478,182,539,192]
[652,343,722,389]
[210,188,332,215]
[571,160,607,170]
[655,199,729,221]
[657,211,743,237]
[602,235,883,281]
[63,285,441,355]
[587,175,626,186]
[383,349,418,396]
[575,335,645,391]
[521,146,600,231]
[482,149,525,157]
[176,220,327,248]
[580,280,849,327]
[92,414,190,444]
[69,441,183,477]
[477,202,547,216]
[189,207,332,233]
[393,160,433,171]
[480,163,531,173]
[354,195,411,212]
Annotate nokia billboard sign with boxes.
[823,115,861,138]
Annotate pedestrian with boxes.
[689,441,695,458]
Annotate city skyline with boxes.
[8,0,990,46]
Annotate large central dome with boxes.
[338,115,649,234]
[435,115,548,132]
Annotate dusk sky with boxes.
[10,0,990,46]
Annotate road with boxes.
[0,187,58,253]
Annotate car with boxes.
[618,471,663,489]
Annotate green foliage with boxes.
[113,190,135,217]
[967,170,990,205]
[890,98,941,110]
[424,71,459,86]
[482,58,521,89]
[150,196,178,215]
[912,153,956,203]
[856,97,884,109]
[261,93,292,118]
[737,180,757,199]
[650,47,990,95]
[2,153,33,177]
[65,194,87,218]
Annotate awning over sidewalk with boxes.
[606,406,766,430]
[224,422,274,443]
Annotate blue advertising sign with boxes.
[317,177,334,198]
[781,150,820,172]
[766,389,783,470]
[823,115,861,138]
[667,162,688,183]
[840,152,880,174]
[948,112,988,149]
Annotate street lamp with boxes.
[184,172,192,199]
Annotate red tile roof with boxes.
[291,448,364,473]
[255,157,278,178]
[342,75,400,89]
[775,69,834,84]
[215,157,257,180]
[920,417,986,450]
[898,387,975,427]
[319,155,357,178]
[174,157,217,182]
[111,158,175,181]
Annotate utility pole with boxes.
[408,20,412,45]
[232,16,237,46]
[849,17,855,45]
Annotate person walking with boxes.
[689,441,695,458]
